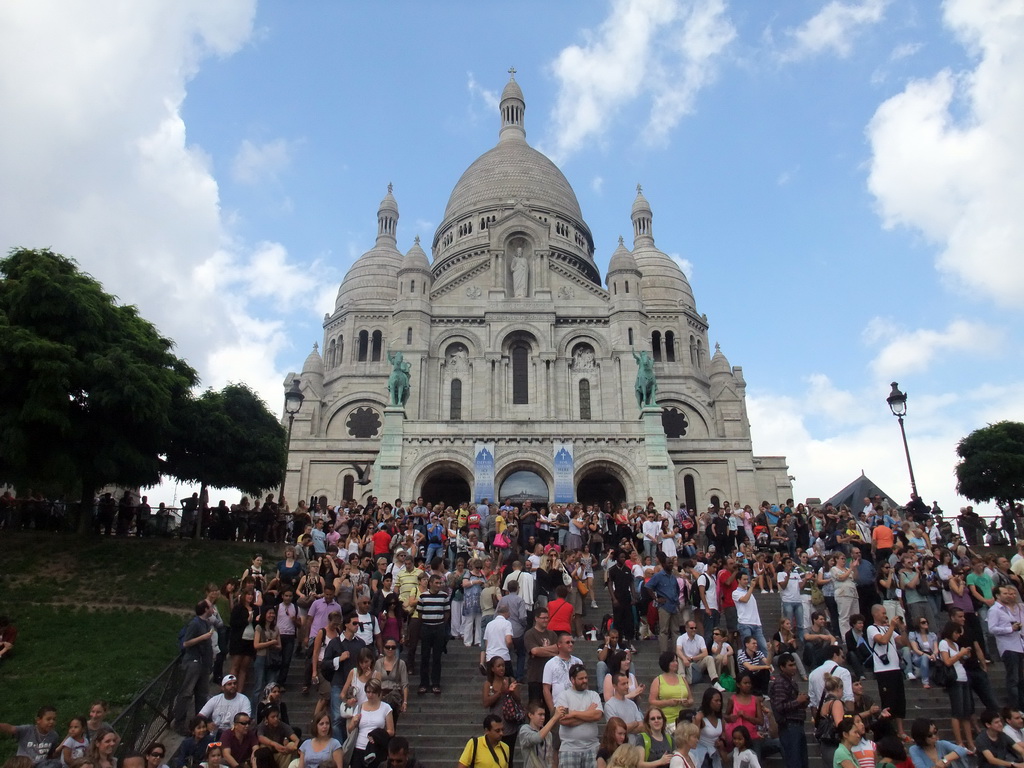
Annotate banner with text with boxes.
[473,442,495,503]
[553,442,575,503]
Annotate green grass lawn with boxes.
[0,533,268,759]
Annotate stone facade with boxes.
[282,75,791,510]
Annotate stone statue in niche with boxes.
[446,344,469,373]
[571,345,595,370]
[510,245,529,297]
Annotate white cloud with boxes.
[232,138,295,185]
[668,253,694,278]
[781,0,888,61]
[0,1,319,408]
[748,375,1024,514]
[865,317,1003,380]
[866,0,1024,305]
[592,175,605,193]
[467,71,499,111]
[890,41,922,61]
[546,0,735,161]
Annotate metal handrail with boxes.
[111,653,184,757]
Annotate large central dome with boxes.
[439,74,585,228]
[443,141,583,222]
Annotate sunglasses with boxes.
[149,754,165,759]
[385,644,398,650]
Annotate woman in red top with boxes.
[546,585,574,634]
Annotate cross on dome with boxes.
[508,65,516,79]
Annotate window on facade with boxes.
[343,476,354,502]
[406,327,413,345]
[450,378,462,421]
[579,379,591,420]
[627,328,634,345]
[684,475,697,514]
[357,330,369,362]
[338,336,344,365]
[689,335,696,366]
[512,344,529,404]
[371,330,383,362]
[662,407,689,438]
[665,331,676,362]
[625,281,630,293]
[651,331,662,362]
[410,280,415,293]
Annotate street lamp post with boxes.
[886,381,918,498]
[280,378,305,505]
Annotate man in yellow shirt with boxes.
[457,715,509,768]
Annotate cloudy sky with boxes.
[2,0,1022,511]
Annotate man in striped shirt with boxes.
[417,574,451,695]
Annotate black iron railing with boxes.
[112,654,185,757]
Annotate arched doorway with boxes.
[576,470,626,509]
[498,470,549,506]
[420,471,471,508]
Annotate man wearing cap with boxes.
[199,675,252,734]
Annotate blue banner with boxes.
[553,442,575,503]
[473,442,495,503]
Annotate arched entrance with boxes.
[498,470,549,506]
[576,470,627,509]
[420,471,471,508]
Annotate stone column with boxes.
[639,405,676,506]
[371,406,406,503]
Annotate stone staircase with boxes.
[273,570,1008,766]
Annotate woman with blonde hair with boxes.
[670,722,700,768]
[607,745,644,768]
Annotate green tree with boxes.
[955,420,1024,507]
[0,248,197,528]
[165,383,286,538]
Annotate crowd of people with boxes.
[7,490,1024,768]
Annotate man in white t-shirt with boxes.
[733,571,768,656]
[867,604,909,741]
[481,604,513,665]
[676,620,718,685]
[777,557,806,642]
[542,632,582,713]
[555,665,603,764]
[642,512,662,560]
[807,645,853,712]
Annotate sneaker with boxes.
[713,681,726,692]
[591,601,599,609]
[906,673,916,681]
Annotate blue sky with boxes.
[2,0,1022,510]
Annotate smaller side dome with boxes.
[608,235,639,274]
[400,235,431,273]
[302,342,325,378]
[709,342,732,378]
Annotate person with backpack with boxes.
[173,601,216,735]
[424,516,445,565]
[458,715,510,768]
[813,676,845,768]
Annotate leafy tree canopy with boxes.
[166,383,286,499]
[955,420,1024,506]
[0,247,197,497]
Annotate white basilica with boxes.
[282,74,791,510]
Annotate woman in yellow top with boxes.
[648,651,692,728]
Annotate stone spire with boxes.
[631,183,654,248]
[498,68,526,143]
[376,183,399,245]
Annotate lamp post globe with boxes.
[281,379,305,504]
[885,381,918,499]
